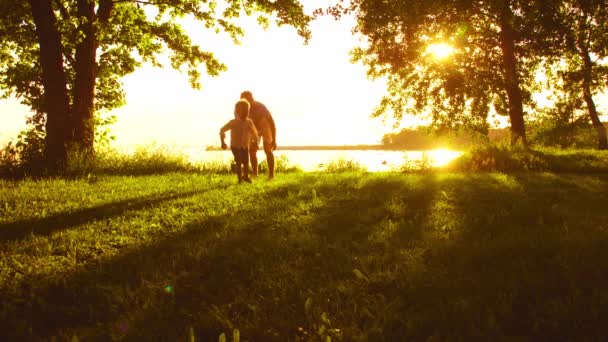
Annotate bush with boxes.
[259,154,302,174]
[94,144,196,175]
[323,158,367,172]
[447,144,608,173]
[529,118,597,149]
[0,142,21,178]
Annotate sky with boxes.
[0,2,394,149]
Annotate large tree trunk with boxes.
[499,5,528,148]
[71,0,98,156]
[578,38,608,150]
[28,0,71,171]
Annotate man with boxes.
[240,91,277,179]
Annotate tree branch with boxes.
[97,0,114,23]
[111,0,192,14]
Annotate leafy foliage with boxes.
[0,0,312,168]
[538,0,608,149]
[0,0,311,109]
[328,1,543,125]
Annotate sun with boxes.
[429,149,462,167]
[426,43,454,60]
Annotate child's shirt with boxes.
[220,118,258,149]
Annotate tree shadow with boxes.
[373,173,608,341]
[0,185,229,243]
[0,181,308,340]
[4,174,608,341]
[527,149,608,173]
[0,175,441,341]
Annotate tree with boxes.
[547,0,608,150]
[329,0,561,147]
[0,0,311,171]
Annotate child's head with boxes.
[234,99,250,120]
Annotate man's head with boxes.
[240,91,254,103]
[234,99,250,120]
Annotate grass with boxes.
[2,171,608,340]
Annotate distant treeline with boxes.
[382,122,608,150]
[381,127,508,150]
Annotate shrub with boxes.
[259,154,302,174]
[94,144,195,175]
[323,158,367,172]
[447,144,608,173]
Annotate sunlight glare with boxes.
[426,43,454,60]
[429,149,462,167]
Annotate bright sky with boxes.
[0,2,393,148]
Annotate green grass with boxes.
[2,171,608,340]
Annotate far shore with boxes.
[204,145,421,151]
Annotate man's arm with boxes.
[250,120,259,143]
[264,105,277,150]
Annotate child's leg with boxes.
[243,161,250,181]
[242,148,252,182]
[235,161,242,182]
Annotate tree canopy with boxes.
[540,0,608,149]
[0,0,312,170]
[328,0,607,148]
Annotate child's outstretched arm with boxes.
[219,122,231,149]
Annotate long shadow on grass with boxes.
[13,174,608,340]
[0,185,229,242]
[0,174,441,341]
[529,150,608,173]
[121,174,443,341]
[0,179,311,340]
[371,173,608,341]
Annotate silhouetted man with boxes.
[240,91,277,179]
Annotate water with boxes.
[181,148,462,172]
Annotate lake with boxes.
[180,147,463,172]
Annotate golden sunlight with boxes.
[428,149,462,167]
[426,43,454,60]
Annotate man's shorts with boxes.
[250,129,273,151]
[231,147,249,164]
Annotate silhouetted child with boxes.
[220,99,258,183]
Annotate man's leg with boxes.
[249,143,258,177]
[263,143,275,179]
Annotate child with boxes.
[220,99,258,183]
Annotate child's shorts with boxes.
[231,147,249,164]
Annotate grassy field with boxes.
[2,170,608,341]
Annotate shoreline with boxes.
[204,145,428,151]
